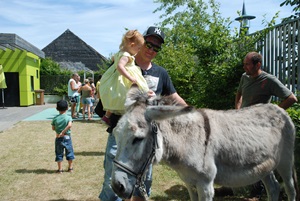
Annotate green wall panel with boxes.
[0,49,42,106]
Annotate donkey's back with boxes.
[203,104,295,187]
[166,104,296,200]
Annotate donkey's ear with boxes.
[125,85,146,108]
[124,98,136,108]
[145,105,194,121]
[126,85,140,98]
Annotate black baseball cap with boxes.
[56,100,68,111]
[143,26,165,43]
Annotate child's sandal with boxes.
[68,168,73,173]
[56,169,63,174]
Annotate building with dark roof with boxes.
[42,29,107,71]
[0,34,45,58]
[0,33,45,106]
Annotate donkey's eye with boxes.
[132,137,143,145]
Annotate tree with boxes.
[280,0,300,20]
[153,0,264,109]
[40,57,62,75]
[40,57,72,95]
[280,0,300,13]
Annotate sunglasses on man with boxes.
[144,41,161,53]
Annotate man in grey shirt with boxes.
[235,51,297,110]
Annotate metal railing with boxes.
[255,17,300,94]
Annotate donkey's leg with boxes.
[196,181,214,201]
[185,183,198,201]
[261,171,280,201]
[276,159,296,201]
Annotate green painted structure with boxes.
[0,34,45,106]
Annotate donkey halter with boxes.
[113,121,159,200]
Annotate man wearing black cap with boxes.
[99,26,186,201]
[136,26,186,105]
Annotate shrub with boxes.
[286,102,300,137]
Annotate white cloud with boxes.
[0,0,294,58]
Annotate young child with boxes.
[51,100,75,173]
[99,29,150,116]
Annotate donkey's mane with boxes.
[124,86,176,111]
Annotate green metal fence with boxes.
[40,75,70,94]
[40,73,100,94]
[255,17,300,94]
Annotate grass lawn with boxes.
[0,119,274,200]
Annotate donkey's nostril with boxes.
[112,180,125,194]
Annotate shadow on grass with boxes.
[73,119,104,125]
[15,168,57,174]
[74,151,105,156]
[151,184,189,201]
[48,199,75,201]
[151,184,261,201]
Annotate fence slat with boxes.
[257,18,299,94]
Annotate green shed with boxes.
[0,33,45,106]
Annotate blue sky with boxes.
[0,0,294,58]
